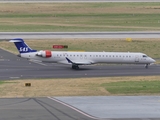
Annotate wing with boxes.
[65,57,93,65]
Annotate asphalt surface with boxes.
[1,32,160,39]
[0,48,159,80]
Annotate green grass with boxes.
[0,82,4,85]
[0,3,160,31]
[0,81,7,85]
[101,81,160,95]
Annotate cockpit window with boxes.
[143,55,147,57]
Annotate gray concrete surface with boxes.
[55,96,160,119]
[1,32,160,39]
[0,97,95,120]
[0,48,159,80]
[0,97,160,120]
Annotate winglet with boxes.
[66,57,73,64]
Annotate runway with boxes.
[0,48,159,80]
[1,32,160,39]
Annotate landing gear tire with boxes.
[72,65,79,70]
[145,64,149,69]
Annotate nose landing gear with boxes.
[145,64,149,69]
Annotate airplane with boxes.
[10,38,156,70]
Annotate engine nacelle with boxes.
[36,50,52,58]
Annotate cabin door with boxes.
[135,55,139,62]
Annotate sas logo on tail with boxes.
[19,47,28,52]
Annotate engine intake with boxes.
[36,50,52,58]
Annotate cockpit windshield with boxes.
[142,55,148,57]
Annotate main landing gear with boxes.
[72,65,79,70]
[145,64,149,69]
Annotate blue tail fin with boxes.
[10,38,37,53]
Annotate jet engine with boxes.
[36,50,52,58]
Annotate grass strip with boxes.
[0,3,160,31]
[101,81,160,95]
[0,76,160,97]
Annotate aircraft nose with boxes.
[150,58,156,63]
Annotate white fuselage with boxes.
[20,51,155,65]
